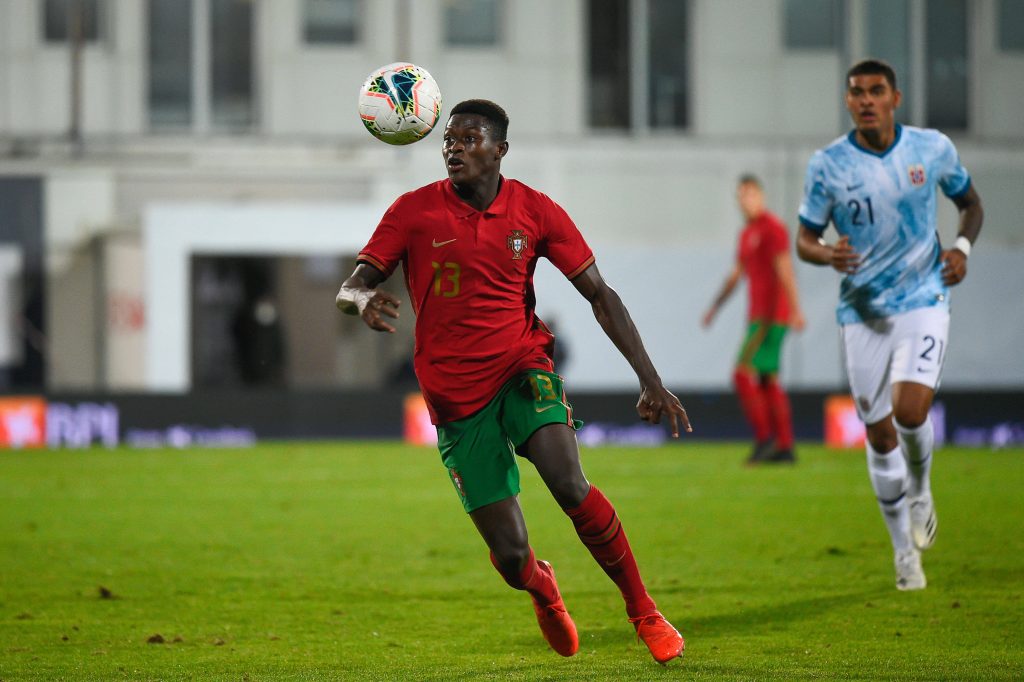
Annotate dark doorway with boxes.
[191,256,285,388]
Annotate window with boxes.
[149,0,193,127]
[211,0,255,128]
[587,0,690,131]
[304,0,359,44]
[444,0,500,47]
[588,0,631,128]
[998,0,1024,52]
[783,0,841,49]
[866,0,912,124]
[147,0,255,132]
[648,0,688,128]
[847,0,974,132]
[925,0,968,130]
[43,0,104,42]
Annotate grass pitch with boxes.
[1,441,1021,681]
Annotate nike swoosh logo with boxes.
[916,367,930,373]
[604,551,627,567]
[432,238,457,247]
[535,403,563,413]
[846,183,864,191]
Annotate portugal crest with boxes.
[908,164,926,187]
[507,230,528,260]
[449,467,466,499]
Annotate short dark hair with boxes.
[450,99,509,141]
[846,59,898,90]
[738,173,762,188]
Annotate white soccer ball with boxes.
[357,62,443,145]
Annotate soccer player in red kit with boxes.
[336,99,689,664]
[703,175,805,464]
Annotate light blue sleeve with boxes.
[935,133,971,198]
[798,151,833,233]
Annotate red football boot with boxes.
[630,611,685,664]
[531,561,579,657]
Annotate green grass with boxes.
[1,442,1021,681]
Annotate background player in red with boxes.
[336,99,690,664]
[702,174,805,464]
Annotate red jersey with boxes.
[358,177,594,424]
[737,210,791,324]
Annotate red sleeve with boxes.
[537,193,594,279]
[357,197,408,276]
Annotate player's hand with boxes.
[360,290,402,333]
[790,310,806,331]
[940,248,968,286]
[636,385,692,438]
[701,308,715,328]
[830,236,860,274]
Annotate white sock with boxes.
[895,416,934,498]
[866,443,912,552]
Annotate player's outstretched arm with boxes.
[570,263,692,437]
[941,185,983,286]
[702,264,741,327]
[336,262,402,333]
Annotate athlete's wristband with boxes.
[954,236,972,258]
[336,287,374,314]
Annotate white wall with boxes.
[1,0,1023,139]
[44,169,118,389]
[143,202,387,392]
[0,0,1022,392]
[104,235,145,389]
[0,246,24,366]
[258,0,585,138]
[974,0,1024,141]
[693,0,843,139]
[0,0,144,135]
[134,130,1024,393]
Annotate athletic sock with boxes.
[565,486,656,618]
[894,416,934,498]
[489,547,560,607]
[761,377,794,450]
[733,368,773,444]
[866,442,913,552]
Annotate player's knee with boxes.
[866,420,898,452]
[867,432,898,452]
[732,366,755,382]
[491,542,531,579]
[892,407,928,429]
[552,476,590,509]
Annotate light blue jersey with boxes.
[799,124,971,324]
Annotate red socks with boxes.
[733,368,772,443]
[565,486,656,618]
[735,369,794,449]
[762,377,794,450]
[490,547,560,606]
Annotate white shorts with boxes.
[840,305,950,425]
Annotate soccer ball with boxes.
[357,62,443,145]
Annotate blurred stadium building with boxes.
[0,0,1021,447]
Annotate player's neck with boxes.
[452,175,501,212]
[855,125,897,153]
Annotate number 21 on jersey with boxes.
[847,197,874,225]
